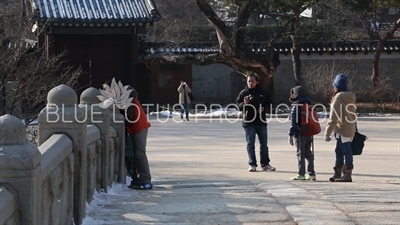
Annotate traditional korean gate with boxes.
[54,34,131,94]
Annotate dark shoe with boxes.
[127,180,137,189]
[335,165,353,182]
[133,183,153,190]
[329,164,343,182]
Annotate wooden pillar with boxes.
[45,27,54,59]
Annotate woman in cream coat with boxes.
[324,74,357,182]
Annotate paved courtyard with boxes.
[83,116,400,225]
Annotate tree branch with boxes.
[268,18,295,46]
[192,0,281,88]
[232,0,259,49]
[196,0,230,48]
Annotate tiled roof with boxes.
[140,41,400,58]
[32,0,161,26]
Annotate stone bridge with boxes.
[0,85,126,225]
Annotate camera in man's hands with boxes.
[247,94,259,106]
[248,94,255,101]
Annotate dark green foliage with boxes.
[341,0,400,12]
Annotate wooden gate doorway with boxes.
[54,34,131,94]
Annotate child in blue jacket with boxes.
[288,86,316,180]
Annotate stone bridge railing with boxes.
[0,85,126,225]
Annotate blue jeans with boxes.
[244,125,270,167]
[180,103,190,120]
[335,135,353,166]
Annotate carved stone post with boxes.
[38,84,87,225]
[79,87,110,192]
[0,114,41,225]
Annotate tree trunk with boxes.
[372,18,400,89]
[290,15,302,85]
[0,81,5,114]
[291,36,302,85]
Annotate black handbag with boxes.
[351,130,367,156]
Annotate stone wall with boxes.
[0,85,126,225]
[192,64,237,104]
[192,52,400,104]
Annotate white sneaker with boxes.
[248,166,257,172]
[262,164,276,171]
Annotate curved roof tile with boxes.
[32,0,161,26]
[139,41,400,59]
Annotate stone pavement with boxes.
[83,117,400,225]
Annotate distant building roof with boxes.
[139,41,400,59]
[32,0,161,27]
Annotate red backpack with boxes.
[300,104,321,136]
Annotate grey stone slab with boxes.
[83,118,400,225]
[348,212,400,225]
[84,180,293,224]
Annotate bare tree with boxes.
[202,0,282,87]
[1,12,81,127]
[155,0,281,88]
[321,1,400,90]
[147,0,210,43]
[303,61,352,103]
[303,59,399,105]
[370,75,399,105]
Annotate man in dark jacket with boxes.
[288,86,316,180]
[236,74,276,172]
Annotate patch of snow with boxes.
[358,113,398,117]
[276,108,290,114]
[21,119,38,125]
[82,177,133,225]
[317,112,329,118]
[150,108,242,118]
[150,110,182,117]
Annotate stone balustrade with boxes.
[0,185,20,225]
[0,84,126,225]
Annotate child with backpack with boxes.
[288,86,321,180]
